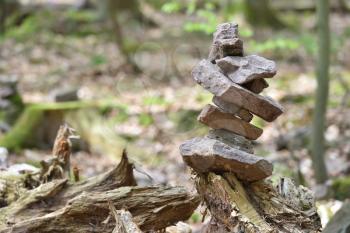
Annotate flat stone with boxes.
[192,59,283,122]
[242,79,269,94]
[198,104,262,140]
[216,55,276,84]
[213,96,253,122]
[208,38,243,63]
[180,137,273,181]
[207,129,254,154]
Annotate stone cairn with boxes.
[180,23,321,232]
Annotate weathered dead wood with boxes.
[196,173,321,233]
[0,148,199,233]
[0,185,199,233]
[109,204,142,233]
[0,150,138,225]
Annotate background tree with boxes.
[244,0,285,29]
[311,0,330,184]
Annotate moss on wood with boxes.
[332,177,350,200]
[0,100,127,151]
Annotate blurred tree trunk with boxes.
[338,0,350,12]
[244,0,285,29]
[104,0,142,72]
[0,0,24,35]
[311,0,330,184]
[0,1,5,34]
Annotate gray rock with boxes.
[213,22,239,41]
[208,38,243,63]
[0,76,18,88]
[242,79,269,94]
[192,59,283,122]
[213,96,253,122]
[0,87,15,99]
[198,104,262,140]
[207,129,254,154]
[50,88,78,102]
[180,137,273,181]
[208,23,243,63]
[216,55,276,85]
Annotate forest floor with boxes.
[1,2,350,229]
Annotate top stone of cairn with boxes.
[208,23,244,62]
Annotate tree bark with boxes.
[244,0,286,29]
[0,153,199,232]
[311,0,330,184]
[196,172,321,232]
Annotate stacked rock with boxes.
[180,22,284,182]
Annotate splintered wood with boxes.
[0,125,199,233]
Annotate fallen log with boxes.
[1,185,199,233]
[0,126,200,232]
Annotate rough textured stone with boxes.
[180,137,273,181]
[216,55,276,84]
[198,104,262,140]
[213,96,253,122]
[208,38,243,63]
[242,79,269,94]
[213,22,239,41]
[208,22,243,63]
[207,129,254,154]
[192,59,283,122]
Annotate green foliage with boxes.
[138,113,154,126]
[169,109,200,132]
[195,91,212,104]
[64,9,98,23]
[161,2,182,13]
[113,107,129,123]
[190,212,201,223]
[90,54,108,66]
[247,37,300,54]
[299,33,317,56]
[0,106,44,151]
[251,116,265,129]
[161,0,244,35]
[143,95,169,106]
[332,177,350,200]
[4,13,42,41]
[0,100,129,151]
